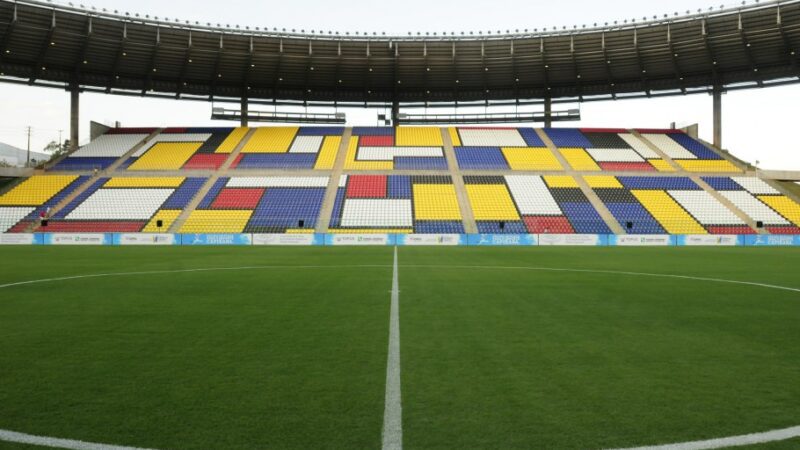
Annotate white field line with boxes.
[0,429,157,450]
[0,265,392,290]
[399,265,800,293]
[0,262,798,450]
[610,424,800,450]
[382,246,403,450]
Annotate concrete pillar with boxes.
[713,85,722,149]
[69,84,80,152]
[240,95,249,127]
[544,96,552,128]
[391,100,400,128]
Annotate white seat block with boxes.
[731,177,779,195]
[618,134,660,159]
[226,176,329,188]
[357,147,443,161]
[65,189,173,220]
[668,190,744,225]
[289,136,324,153]
[586,148,645,162]
[0,207,35,232]
[505,175,562,215]
[458,129,527,147]
[72,134,149,158]
[642,134,697,159]
[340,199,413,227]
[718,191,789,225]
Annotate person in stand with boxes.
[39,209,46,226]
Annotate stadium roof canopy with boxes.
[0,0,798,108]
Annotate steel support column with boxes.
[70,83,79,152]
[713,85,722,148]
[240,95,249,127]
[544,96,552,128]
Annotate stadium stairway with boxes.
[26,128,163,232]
[168,128,257,233]
[316,128,354,233]
[537,128,626,234]
[441,128,478,233]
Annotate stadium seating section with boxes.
[3,126,799,235]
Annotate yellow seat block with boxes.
[675,160,742,173]
[544,176,579,188]
[413,184,462,220]
[0,175,78,205]
[331,229,413,234]
[649,159,677,172]
[216,127,250,153]
[344,137,392,170]
[758,196,800,226]
[448,127,461,146]
[502,147,563,171]
[180,210,252,233]
[105,177,185,188]
[241,127,299,153]
[314,136,341,170]
[285,228,316,234]
[584,175,622,188]
[632,190,707,234]
[128,142,201,170]
[560,148,600,171]
[396,127,443,146]
[466,184,520,221]
[142,210,182,232]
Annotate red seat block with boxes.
[523,216,574,234]
[184,154,228,170]
[359,135,394,147]
[767,226,800,235]
[346,175,387,198]
[707,225,756,235]
[229,154,245,168]
[598,162,656,172]
[211,188,265,209]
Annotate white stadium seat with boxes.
[642,134,697,159]
[718,191,789,225]
[65,189,173,220]
[458,129,527,147]
[505,175,562,215]
[731,177,780,195]
[669,190,745,225]
[341,199,413,227]
[288,136,324,153]
[0,207,35,232]
[71,134,149,158]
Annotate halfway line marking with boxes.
[382,246,403,450]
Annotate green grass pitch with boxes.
[0,246,798,449]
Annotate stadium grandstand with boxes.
[1,0,800,449]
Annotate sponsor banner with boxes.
[609,235,675,246]
[324,234,394,246]
[537,234,607,246]
[180,234,252,246]
[115,233,179,246]
[43,233,112,245]
[676,235,742,246]
[744,235,800,246]
[395,234,466,246]
[252,234,323,246]
[467,234,537,246]
[0,233,38,245]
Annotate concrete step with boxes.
[441,128,478,234]
[315,128,353,233]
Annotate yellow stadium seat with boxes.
[105,177,185,188]
[142,210,182,232]
[180,210,252,233]
[648,159,677,172]
[0,175,78,205]
[583,175,622,188]
[502,147,563,171]
[240,127,299,153]
[314,136,341,170]
[396,127,443,146]
[448,127,461,146]
[344,137,392,170]
[284,228,317,234]
[466,184,520,221]
[675,160,742,173]
[560,148,601,171]
[128,142,201,170]
[215,127,250,153]
[413,184,462,220]
[632,190,706,234]
[758,196,800,226]
[543,176,580,188]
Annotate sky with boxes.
[0,0,797,169]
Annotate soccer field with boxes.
[0,246,799,450]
